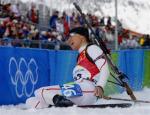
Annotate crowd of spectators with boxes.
[0,3,68,50]
[0,2,150,50]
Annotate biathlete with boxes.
[26,26,110,108]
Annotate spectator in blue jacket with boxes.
[49,11,59,30]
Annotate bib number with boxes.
[60,83,83,97]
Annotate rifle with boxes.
[73,2,136,101]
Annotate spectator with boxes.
[56,18,64,34]
[72,19,81,28]
[27,5,38,23]
[49,10,59,30]
[100,17,104,26]
[107,16,112,27]
[0,23,6,38]
[62,16,70,36]
[139,36,145,46]
[10,3,21,20]
[105,29,113,42]
[143,34,150,47]
[126,34,140,48]
[118,34,123,45]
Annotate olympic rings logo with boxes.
[9,57,38,98]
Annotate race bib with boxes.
[60,83,83,97]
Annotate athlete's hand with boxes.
[94,86,104,98]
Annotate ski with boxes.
[49,103,133,108]
[77,103,132,108]
[20,103,132,110]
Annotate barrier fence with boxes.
[0,46,150,105]
[0,38,71,50]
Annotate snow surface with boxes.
[1,88,150,115]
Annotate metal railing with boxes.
[0,38,71,50]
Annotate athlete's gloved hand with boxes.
[94,86,104,98]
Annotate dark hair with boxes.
[69,26,91,42]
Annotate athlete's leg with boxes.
[26,96,49,109]
[26,80,97,108]
[34,85,61,105]
[67,80,97,105]
[26,85,61,108]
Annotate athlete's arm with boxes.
[87,45,110,88]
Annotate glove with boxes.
[94,86,104,98]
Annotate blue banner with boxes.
[0,47,78,105]
[0,47,50,104]
[53,50,78,85]
[118,49,144,91]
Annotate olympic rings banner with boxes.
[0,47,77,105]
[0,47,53,105]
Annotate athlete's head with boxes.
[67,26,90,50]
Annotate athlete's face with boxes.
[67,34,85,50]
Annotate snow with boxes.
[1,88,150,115]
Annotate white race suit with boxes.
[26,44,110,109]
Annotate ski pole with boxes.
[103,96,150,104]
